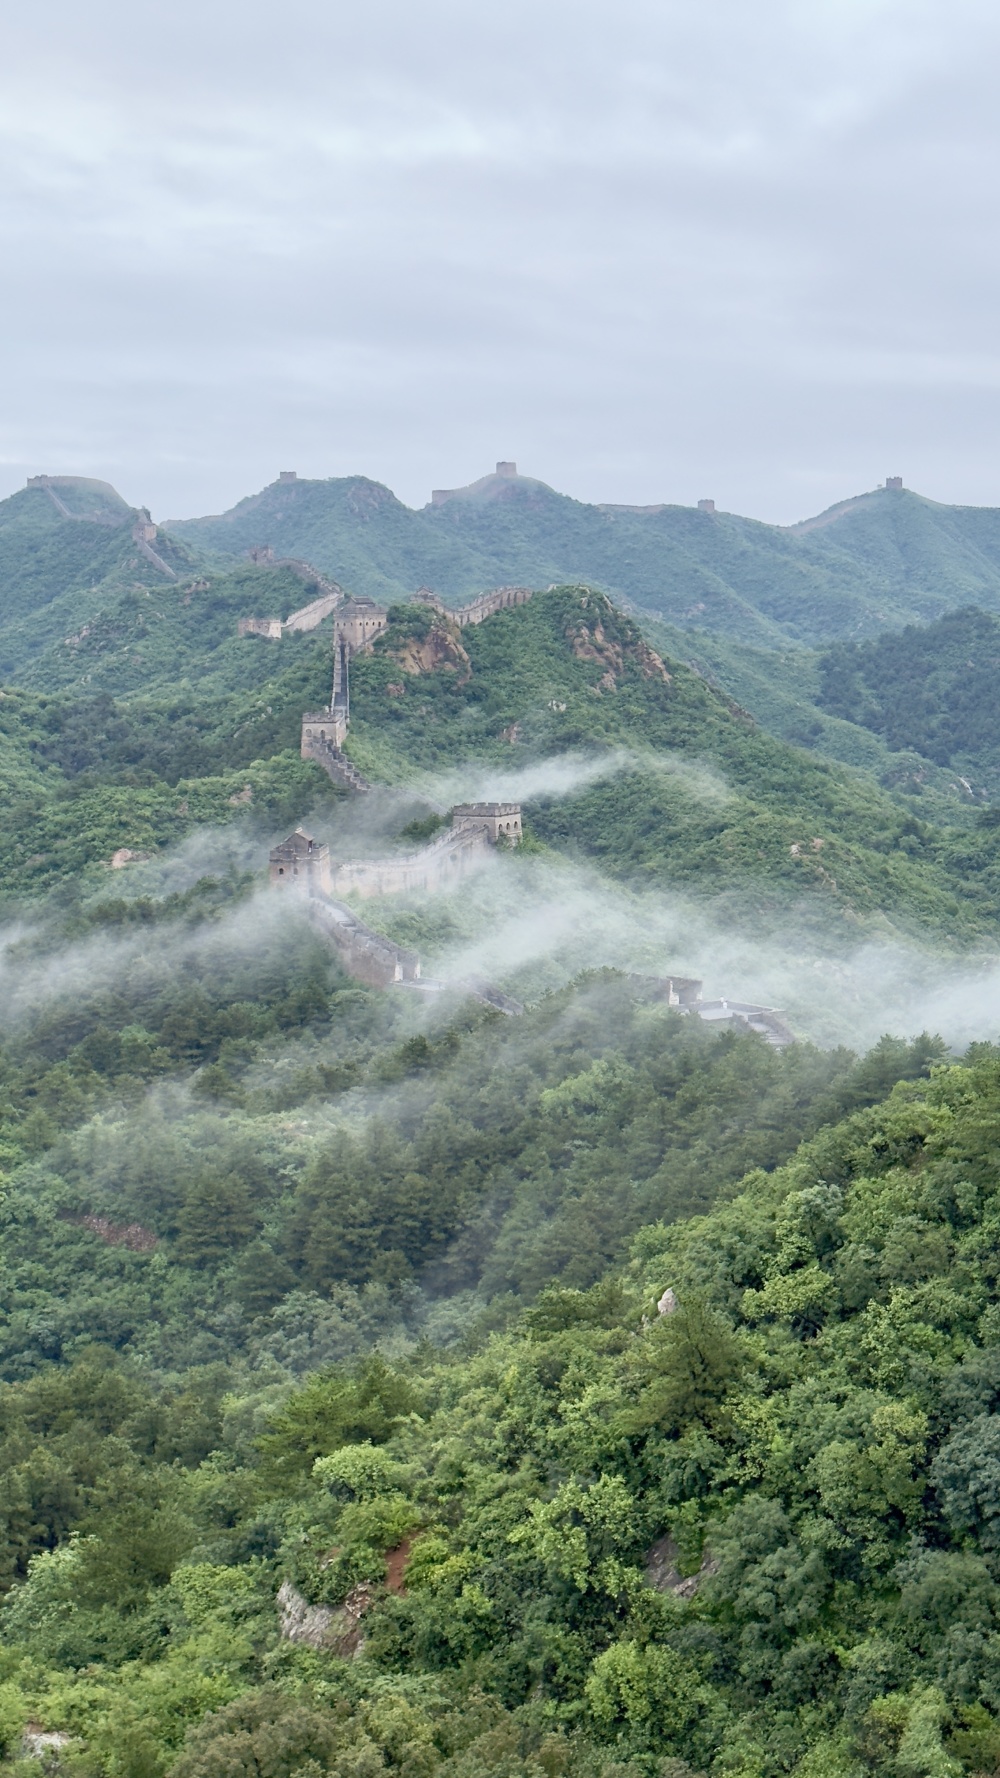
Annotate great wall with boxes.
[257,584,793,1043]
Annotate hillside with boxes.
[161,469,1000,646]
[641,609,1000,815]
[9,579,1000,950]
[15,466,1000,655]
[817,608,1000,797]
[343,592,1000,943]
[2,1015,1000,1778]
[11,477,1000,1778]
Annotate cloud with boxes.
[374,847,1000,1054]
[1,0,999,519]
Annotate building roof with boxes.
[270,828,326,858]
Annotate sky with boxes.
[2,0,1000,523]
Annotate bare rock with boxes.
[108,847,151,869]
[21,1727,73,1765]
[645,1534,718,1600]
[657,1287,678,1316]
[276,1578,375,1656]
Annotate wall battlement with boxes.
[413,585,534,628]
[329,823,492,899]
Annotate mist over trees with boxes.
[6,494,1000,1778]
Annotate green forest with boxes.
[9,479,1000,1778]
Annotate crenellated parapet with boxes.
[413,585,534,628]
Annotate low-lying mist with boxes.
[3,747,1000,1056]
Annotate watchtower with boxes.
[885,476,903,491]
[451,802,522,845]
[269,828,331,893]
[334,597,388,654]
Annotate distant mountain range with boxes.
[9,463,1000,652]
[164,464,1000,647]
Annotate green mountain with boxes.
[11,473,1000,1778]
[1,975,999,1778]
[641,607,1000,812]
[14,466,1000,665]
[163,469,1000,646]
[816,607,1000,797]
[6,578,1000,947]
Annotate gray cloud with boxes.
[1,0,1000,520]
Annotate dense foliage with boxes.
[4,1029,1000,1778]
[12,481,1000,1778]
[2,867,930,1376]
[817,610,1000,797]
[348,592,1000,940]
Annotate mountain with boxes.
[162,467,1000,646]
[817,607,1000,797]
[7,570,1000,959]
[10,474,1000,1778]
[13,465,1000,661]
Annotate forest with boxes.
[7,495,1000,1778]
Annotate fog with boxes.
[5,796,1000,1057]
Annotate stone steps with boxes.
[306,736,371,793]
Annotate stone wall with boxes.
[283,590,341,632]
[414,586,534,629]
[306,896,421,989]
[239,616,283,639]
[329,825,490,899]
[299,724,370,792]
[452,802,522,845]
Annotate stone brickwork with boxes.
[283,590,341,632]
[414,586,534,629]
[269,827,332,893]
[451,802,522,845]
[306,896,421,989]
[329,824,491,899]
[335,597,388,653]
[238,616,283,639]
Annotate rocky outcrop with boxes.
[276,1579,373,1656]
[393,619,471,681]
[644,1535,718,1600]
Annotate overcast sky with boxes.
[2,0,1000,522]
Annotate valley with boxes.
[3,463,1000,1778]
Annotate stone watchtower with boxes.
[451,802,522,845]
[269,828,331,893]
[334,597,389,654]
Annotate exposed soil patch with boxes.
[384,1537,411,1596]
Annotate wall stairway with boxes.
[305,735,371,793]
